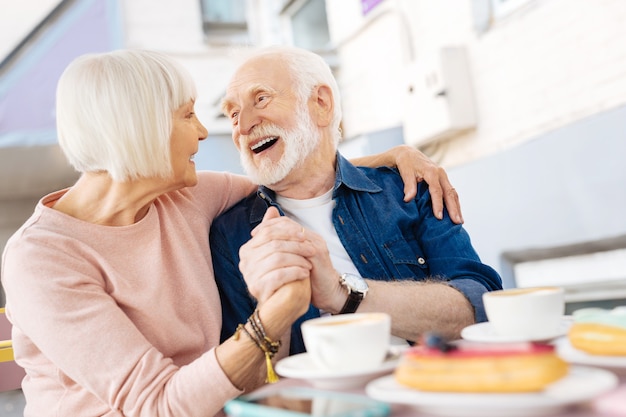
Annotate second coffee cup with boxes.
[301,312,391,372]
[483,286,565,340]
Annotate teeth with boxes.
[250,137,277,151]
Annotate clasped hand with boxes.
[239,207,314,305]
[239,207,345,313]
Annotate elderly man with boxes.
[211,46,502,355]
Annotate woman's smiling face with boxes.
[169,99,208,188]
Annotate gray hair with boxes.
[56,49,197,182]
[246,46,343,146]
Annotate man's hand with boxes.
[239,207,315,303]
[298,229,347,314]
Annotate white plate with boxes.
[461,317,573,343]
[275,352,399,390]
[555,337,626,373]
[365,366,618,417]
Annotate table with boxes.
[249,369,626,417]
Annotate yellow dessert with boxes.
[569,307,626,356]
[395,340,568,393]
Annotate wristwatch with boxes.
[338,273,368,314]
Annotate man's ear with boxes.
[310,84,333,127]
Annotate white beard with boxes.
[240,104,321,186]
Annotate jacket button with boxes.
[417,257,426,265]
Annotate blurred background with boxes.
[1,0,625,412]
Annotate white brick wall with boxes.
[457,0,626,163]
[326,0,626,167]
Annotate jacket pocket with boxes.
[382,237,428,278]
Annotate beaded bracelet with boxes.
[250,310,281,355]
[234,309,282,383]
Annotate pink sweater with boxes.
[1,171,256,417]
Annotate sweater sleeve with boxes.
[194,171,256,219]
[2,220,243,417]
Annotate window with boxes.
[200,0,249,44]
[490,0,532,19]
[283,0,331,52]
[471,0,533,33]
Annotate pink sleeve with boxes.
[2,228,243,417]
[194,171,256,219]
[162,348,243,416]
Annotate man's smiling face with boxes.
[222,54,320,186]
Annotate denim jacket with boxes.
[210,153,502,354]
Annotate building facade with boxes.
[1,0,625,309]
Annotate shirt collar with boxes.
[250,152,383,223]
[333,152,383,195]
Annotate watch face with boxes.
[343,274,368,292]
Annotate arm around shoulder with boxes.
[348,145,463,223]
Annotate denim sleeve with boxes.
[447,278,491,322]
[413,185,503,323]
[209,222,257,344]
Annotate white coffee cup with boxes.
[301,312,391,372]
[483,286,565,340]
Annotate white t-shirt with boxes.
[276,188,360,278]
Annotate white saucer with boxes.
[366,366,618,417]
[461,317,572,343]
[555,337,626,374]
[275,352,399,389]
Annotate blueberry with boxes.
[423,332,456,352]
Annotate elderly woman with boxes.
[1,49,460,417]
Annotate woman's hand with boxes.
[393,145,462,223]
[350,145,463,224]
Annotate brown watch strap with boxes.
[338,290,364,314]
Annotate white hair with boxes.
[246,46,343,146]
[56,49,197,182]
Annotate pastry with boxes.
[394,335,568,393]
[568,307,626,355]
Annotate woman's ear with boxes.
[310,84,334,127]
